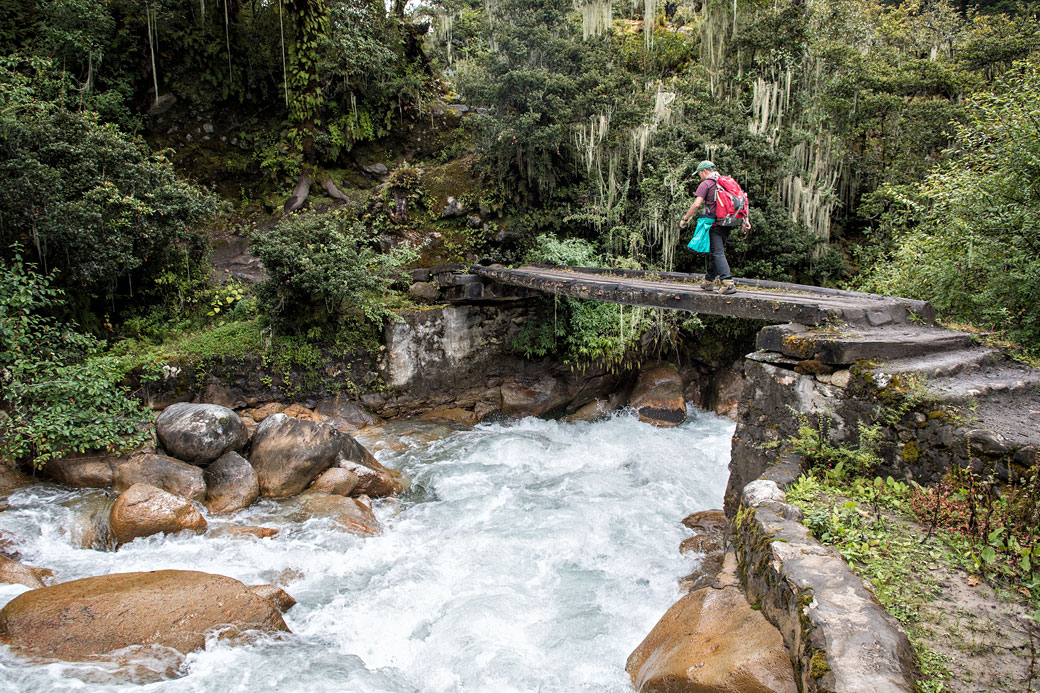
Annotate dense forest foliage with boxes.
[0,0,1037,464]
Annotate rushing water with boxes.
[0,409,734,692]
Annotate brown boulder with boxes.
[712,368,745,421]
[218,525,280,540]
[306,468,359,496]
[0,465,33,499]
[113,454,206,501]
[281,403,323,422]
[241,402,286,422]
[335,435,404,498]
[627,585,796,693]
[501,376,569,418]
[681,509,727,534]
[44,452,128,489]
[0,570,289,660]
[420,407,479,426]
[109,483,207,546]
[679,534,723,555]
[247,584,297,613]
[204,451,259,514]
[562,399,615,423]
[248,414,341,498]
[629,364,687,427]
[0,555,50,589]
[300,494,382,536]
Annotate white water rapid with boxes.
[0,408,734,692]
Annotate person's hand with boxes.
[742,219,751,235]
[679,217,687,229]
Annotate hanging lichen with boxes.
[575,0,612,40]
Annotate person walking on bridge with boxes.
[678,160,750,295]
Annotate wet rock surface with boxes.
[109,483,207,546]
[112,454,207,502]
[156,403,247,464]
[629,364,687,427]
[203,451,260,514]
[299,494,382,536]
[0,555,51,589]
[44,452,129,489]
[0,570,289,661]
[248,414,342,498]
[628,555,797,693]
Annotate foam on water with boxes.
[0,409,734,692]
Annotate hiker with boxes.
[679,160,750,295]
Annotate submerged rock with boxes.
[0,570,289,661]
[204,451,259,514]
[156,402,248,464]
[629,364,687,427]
[627,583,796,693]
[246,584,297,613]
[109,483,207,546]
[112,454,206,501]
[300,494,382,536]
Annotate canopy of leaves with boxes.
[867,57,1040,350]
[0,57,220,319]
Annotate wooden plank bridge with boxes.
[467,265,935,327]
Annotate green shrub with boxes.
[0,56,220,320]
[867,57,1040,351]
[251,210,417,341]
[0,253,152,469]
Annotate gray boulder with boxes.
[112,454,206,501]
[204,451,259,514]
[156,403,247,464]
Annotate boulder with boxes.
[241,402,286,422]
[627,585,796,693]
[501,376,568,418]
[204,451,259,514]
[629,364,687,427]
[0,570,288,660]
[194,379,247,410]
[681,509,727,534]
[0,555,50,589]
[0,464,34,497]
[313,397,384,432]
[334,438,403,498]
[679,534,723,555]
[306,468,359,496]
[248,414,341,498]
[156,403,248,464]
[247,584,297,613]
[563,399,615,423]
[112,454,206,501]
[108,483,207,546]
[420,407,479,426]
[44,452,128,489]
[300,494,382,536]
[281,403,323,422]
[712,368,745,421]
[218,525,279,540]
[409,282,441,303]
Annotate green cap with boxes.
[696,160,716,172]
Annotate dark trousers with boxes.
[705,224,732,281]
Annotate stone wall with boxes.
[731,461,917,692]
[725,351,1037,515]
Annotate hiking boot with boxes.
[717,279,737,295]
[700,279,715,292]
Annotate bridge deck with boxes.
[472,265,935,327]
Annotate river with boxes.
[0,408,734,692]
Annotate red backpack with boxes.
[712,175,749,227]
